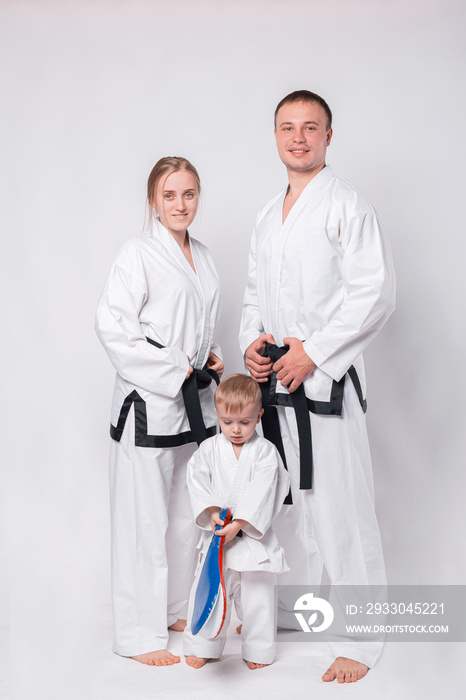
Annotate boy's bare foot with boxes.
[131,650,180,666]
[168,619,187,632]
[186,655,209,669]
[322,657,369,683]
[245,660,269,670]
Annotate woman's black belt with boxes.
[110,337,219,448]
[260,343,366,500]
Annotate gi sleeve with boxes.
[95,240,189,397]
[234,443,290,539]
[209,342,223,361]
[239,229,265,355]
[186,443,224,531]
[303,210,396,381]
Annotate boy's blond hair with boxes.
[214,374,262,413]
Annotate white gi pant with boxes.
[274,380,386,668]
[183,567,277,665]
[109,407,198,656]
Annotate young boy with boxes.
[183,374,290,669]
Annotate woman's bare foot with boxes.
[168,619,187,632]
[245,659,269,670]
[131,650,180,666]
[186,655,209,669]
[322,657,369,683]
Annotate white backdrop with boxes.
[2,1,465,698]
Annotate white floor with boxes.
[4,590,466,700]
[5,607,464,699]
[92,618,464,700]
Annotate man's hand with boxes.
[273,337,316,393]
[215,518,247,545]
[244,334,276,383]
[207,351,224,379]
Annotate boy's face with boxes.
[216,401,263,447]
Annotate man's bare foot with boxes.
[322,657,369,683]
[245,659,269,670]
[168,619,187,632]
[131,650,180,666]
[186,655,209,669]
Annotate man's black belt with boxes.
[260,343,366,498]
[110,337,219,448]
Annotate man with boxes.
[239,90,395,683]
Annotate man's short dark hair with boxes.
[274,90,333,130]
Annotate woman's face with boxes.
[154,170,199,237]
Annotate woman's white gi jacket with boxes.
[95,223,222,440]
[187,432,290,574]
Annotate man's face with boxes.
[274,101,332,175]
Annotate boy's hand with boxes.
[215,518,247,545]
[207,506,223,531]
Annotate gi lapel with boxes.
[153,219,200,283]
[269,166,334,344]
[221,433,269,565]
[224,432,254,514]
[152,220,211,368]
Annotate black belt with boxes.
[260,343,366,497]
[260,343,311,503]
[110,337,219,448]
[181,365,220,445]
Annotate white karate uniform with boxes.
[183,432,290,664]
[95,222,221,656]
[239,165,395,667]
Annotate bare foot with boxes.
[322,657,369,683]
[245,659,269,670]
[186,655,209,669]
[169,619,187,632]
[131,650,180,666]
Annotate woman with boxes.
[95,157,223,666]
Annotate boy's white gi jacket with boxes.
[187,432,290,573]
[239,165,396,403]
[95,224,221,438]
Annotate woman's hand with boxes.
[207,351,224,379]
[186,363,194,380]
